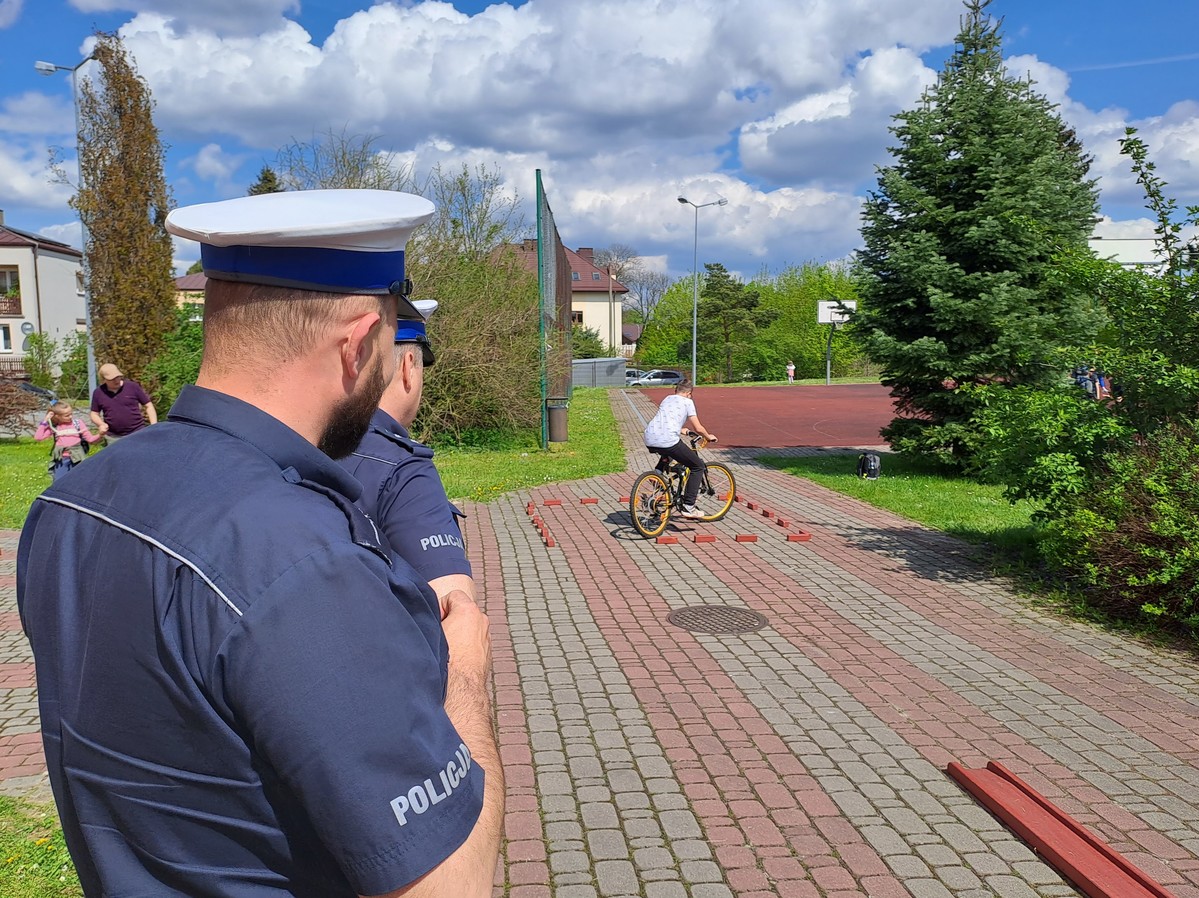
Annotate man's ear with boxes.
[341,309,384,380]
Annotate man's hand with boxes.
[98,422,109,435]
[440,589,492,683]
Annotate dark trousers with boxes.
[652,440,706,506]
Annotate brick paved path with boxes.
[4,389,1199,897]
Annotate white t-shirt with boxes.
[644,394,696,448]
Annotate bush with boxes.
[1040,422,1199,633]
[144,304,204,413]
[57,333,89,401]
[0,383,41,438]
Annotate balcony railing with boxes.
[0,294,22,317]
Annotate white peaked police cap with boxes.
[165,189,436,319]
[395,300,439,366]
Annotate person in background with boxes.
[34,400,101,480]
[90,363,156,443]
[19,189,503,898]
[341,300,475,611]
[786,360,796,384]
[643,378,717,519]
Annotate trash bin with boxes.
[547,398,569,443]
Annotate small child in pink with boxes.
[35,400,102,481]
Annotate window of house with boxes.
[0,325,12,353]
[76,271,85,294]
[571,271,579,281]
[592,272,601,281]
[571,311,583,324]
[0,268,18,294]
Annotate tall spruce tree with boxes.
[696,263,777,383]
[855,0,1101,464]
[71,32,176,382]
[248,165,284,195]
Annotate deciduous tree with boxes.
[66,32,176,382]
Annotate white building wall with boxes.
[572,293,621,352]
[0,244,85,363]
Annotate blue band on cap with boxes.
[201,244,405,294]
[394,321,428,342]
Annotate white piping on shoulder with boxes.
[35,496,244,617]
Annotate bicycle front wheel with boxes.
[698,463,735,522]
[630,470,672,538]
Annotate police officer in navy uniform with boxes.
[17,190,503,898]
[341,300,476,609]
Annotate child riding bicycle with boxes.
[642,378,717,519]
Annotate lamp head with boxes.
[677,196,689,205]
[35,61,60,76]
[717,198,729,206]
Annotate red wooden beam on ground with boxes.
[947,761,1177,898]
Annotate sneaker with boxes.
[678,504,705,519]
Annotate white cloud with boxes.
[8,0,1195,281]
[0,0,22,28]
[0,92,73,137]
[70,0,297,35]
[36,220,83,250]
[738,46,936,188]
[0,141,73,211]
[182,143,247,192]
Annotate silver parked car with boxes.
[625,368,646,384]
[634,369,685,386]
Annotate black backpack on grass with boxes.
[856,452,880,480]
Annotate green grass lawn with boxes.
[0,796,80,898]
[760,450,1040,558]
[436,387,626,502]
[0,440,55,530]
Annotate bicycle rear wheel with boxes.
[630,471,672,538]
[698,463,735,522]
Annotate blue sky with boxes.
[2,0,1197,279]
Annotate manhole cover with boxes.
[666,605,769,635]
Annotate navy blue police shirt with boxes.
[341,410,472,584]
[16,386,484,898]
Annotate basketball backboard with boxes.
[817,299,857,324]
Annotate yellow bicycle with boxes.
[629,435,735,538]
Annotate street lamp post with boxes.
[36,56,98,396]
[677,195,727,385]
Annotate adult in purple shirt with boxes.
[90,363,157,443]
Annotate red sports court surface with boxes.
[639,383,895,449]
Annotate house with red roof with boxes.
[507,240,631,356]
[0,211,86,377]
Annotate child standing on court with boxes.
[35,400,101,481]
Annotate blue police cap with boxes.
[396,299,437,367]
[165,189,435,319]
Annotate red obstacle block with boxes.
[543,499,563,507]
[693,534,717,543]
[761,508,773,518]
[544,536,555,548]
[947,761,1176,898]
[787,532,812,542]
[776,519,791,527]
[526,502,535,515]
[745,502,758,511]
[656,535,679,545]
[619,496,630,504]
[580,498,599,505]
[734,534,758,543]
